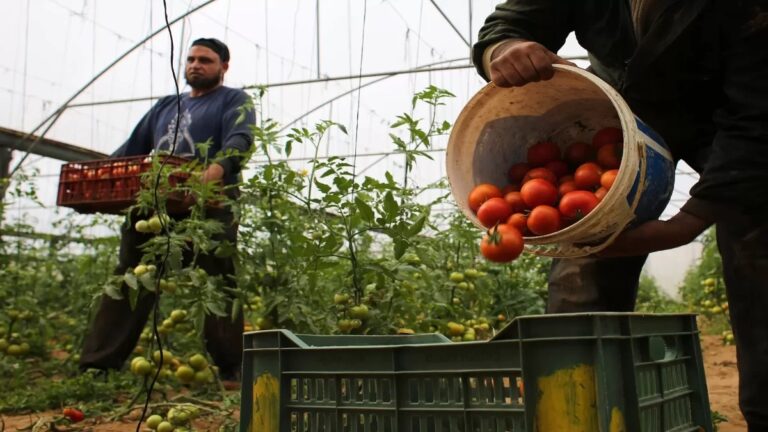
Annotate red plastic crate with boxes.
[56,155,191,214]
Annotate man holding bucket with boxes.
[473,1,768,429]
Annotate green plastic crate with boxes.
[240,313,712,432]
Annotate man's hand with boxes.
[183,163,225,209]
[489,39,576,87]
[200,163,225,184]
[597,211,711,257]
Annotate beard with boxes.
[185,70,221,91]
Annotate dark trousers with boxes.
[80,209,243,376]
[547,217,768,429]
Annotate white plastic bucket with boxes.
[446,65,674,257]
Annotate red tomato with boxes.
[477,197,513,228]
[468,183,502,213]
[527,205,562,236]
[558,175,574,185]
[592,127,622,149]
[64,171,81,182]
[520,179,558,208]
[574,162,603,190]
[558,180,578,197]
[480,224,524,262]
[597,143,622,169]
[544,160,570,178]
[595,187,608,201]
[559,190,600,221]
[600,169,619,190]
[503,191,528,213]
[63,408,85,423]
[502,183,519,194]
[522,167,557,185]
[96,167,111,178]
[507,213,528,234]
[507,163,530,183]
[527,141,561,167]
[565,141,594,166]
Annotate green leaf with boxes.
[393,239,408,260]
[407,215,427,237]
[124,273,138,290]
[355,197,375,222]
[139,273,156,291]
[232,298,242,321]
[314,179,331,193]
[206,301,227,317]
[104,283,123,300]
[383,192,399,219]
[128,287,140,310]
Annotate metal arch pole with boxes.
[275,57,469,134]
[8,0,220,177]
[429,0,470,47]
[66,54,589,109]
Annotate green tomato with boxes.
[350,305,370,320]
[147,217,163,233]
[145,414,163,430]
[463,268,480,279]
[188,353,209,371]
[170,309,187,323]
[133,265,148,276]
[156,421,174,432]
[449,272,465,283]
[135,220,150,233]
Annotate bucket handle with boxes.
[525,143,648,258]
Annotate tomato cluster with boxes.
[469,127,623,263]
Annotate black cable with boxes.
[135,0,180,430]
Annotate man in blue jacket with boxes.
[474,1,768,429]
[80,38,255,382]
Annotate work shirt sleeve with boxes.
[216,90,255,177]
[111,107,156,158]
[683,4,768,222]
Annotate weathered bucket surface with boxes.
[446,65,674,257]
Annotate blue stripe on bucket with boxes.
[625,117,675,226]
[635,118,673,159]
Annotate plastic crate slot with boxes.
[639,406,661,432]
[468,375,516,407]
[291,378,299,402]
[661,362,688,394]
[636,365,661,402]
[339,412,394,432]
[340,377,388,405]
[662,397,693,430]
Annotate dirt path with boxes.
[701,334,746,431]
[0,335,747,431]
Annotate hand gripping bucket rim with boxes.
[446,65,674,258]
